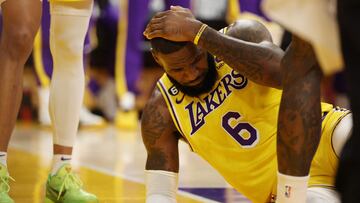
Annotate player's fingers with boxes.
[144,20,162,34]
[144,15,165,33]
[148,16,166,25]
[144,23,164,38]
[148,23,163,33]
[153,10,170,18]
[145,30,164,39]
[144,15,167,34]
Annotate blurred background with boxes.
[5,0,348,127]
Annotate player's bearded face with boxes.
[168,53,218,97]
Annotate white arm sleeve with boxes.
[146,170,178,203]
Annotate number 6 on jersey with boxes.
[222,111,259,148]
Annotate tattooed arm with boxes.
[200,20,284,88]
[143,7,284,88]
[141,87,180,172]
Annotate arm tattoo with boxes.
[198,20,284,88]
[141,88,179,171]
[277,36,322,176]
[141,90,169,146]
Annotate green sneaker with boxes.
[45,164,98,203]
[0,164,14,203]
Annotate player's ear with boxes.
[151,48,162,66]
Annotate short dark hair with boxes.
[150,38,190,54]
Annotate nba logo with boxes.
[285,185,292,198]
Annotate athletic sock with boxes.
[51,154,72,175]
[0,152,7,167]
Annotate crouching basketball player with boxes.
[141,8,352,203]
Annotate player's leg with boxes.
[114,0,150,129]
[33,0,104,127]
[45,1,98,202]
[277,36,322,203]
[336,0,360,202]
[0,0,41,202]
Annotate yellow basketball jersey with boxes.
[157,59,349,203]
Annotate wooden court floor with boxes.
[7,123,249,203]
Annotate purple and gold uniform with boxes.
[157,57,349,203]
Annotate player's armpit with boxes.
[141,87,180,172]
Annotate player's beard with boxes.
[168,53,218,97]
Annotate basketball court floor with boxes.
[8,123,250,203]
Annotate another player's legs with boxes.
[0,0,41,202]
[44,1,97,202]
[277,36,322,203]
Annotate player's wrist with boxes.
[276,172,309,203]
[188,20,206,44]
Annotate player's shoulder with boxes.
[143,87,167,114]
[141,86,175,129]
[224,19,273,43]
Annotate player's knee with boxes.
[50,27,84,62]
[56,39,83,58]
[6,28,36,60]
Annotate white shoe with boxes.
[79,106,106,127]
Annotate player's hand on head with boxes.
[143,6,202,42]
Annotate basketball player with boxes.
[0,0,98,202]
[142,7,352,202]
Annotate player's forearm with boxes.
[198,27,284,88]
[277,36,322,176]
[145,150,179,172]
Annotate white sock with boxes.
[49,0,93,147]
[0,152,7,167]
[277,172,309,203]
[51,154,72,175]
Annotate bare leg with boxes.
[53,144,73,155]
[0,0,41,151]
[277,35,322,202]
